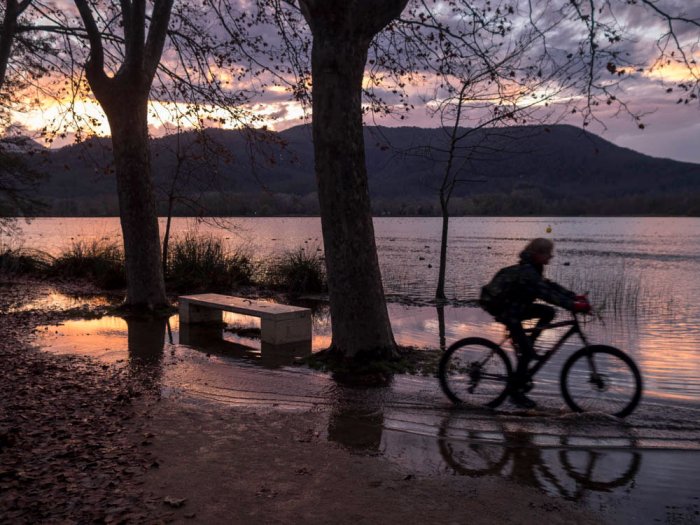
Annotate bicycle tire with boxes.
[439,337,512,408]
[560,345,642,418]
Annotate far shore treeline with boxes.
[4,123,700,218]
[26,191,700,217]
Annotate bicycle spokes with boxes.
[439,338,512,408]
[561,346,642,418]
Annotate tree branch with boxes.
[144,0,173,79]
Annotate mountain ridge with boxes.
[5,124,700,216]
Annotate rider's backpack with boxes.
[479,264,520,316]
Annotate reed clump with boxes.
[551,263,646,317]
[0,247,51,274]
[3,232,330,298]
[166,233,253,292]
[261,246,326,295]
[49,240,126,289]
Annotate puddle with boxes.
[33,292,700,524]
[38,314,312,369]
[327,402,700,524]
[7,290,114,313]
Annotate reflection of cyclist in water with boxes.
[437,414,641,502]
[480,238,591,408]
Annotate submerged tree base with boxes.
[113,301,176,318]
[304,345,442,386]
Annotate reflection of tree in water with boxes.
[126,316,167,393]
[437,305,446,351]
[326,388,386,453]
[295,299,331,334]
[438,414,641,501]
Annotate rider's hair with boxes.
[522,237,554,256]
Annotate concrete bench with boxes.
[179,293,312,345]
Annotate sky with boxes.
[5,0,700,164]
[12,86,700,164]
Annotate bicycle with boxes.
[438,312,643,417]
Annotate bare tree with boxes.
[11,1,277,308]
[0,1,51,235]
[156,123,237,276]
[71,0,174,309]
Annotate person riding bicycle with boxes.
[479,238,591,409]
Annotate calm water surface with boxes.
[18,216,700,403]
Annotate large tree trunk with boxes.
[312,34,394,358]
[302,1,408,359]
[103,95,167,308]
[0,0,19,89]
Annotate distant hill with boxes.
[7,124,700,216]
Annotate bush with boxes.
[0,247,51,275]
[50,240,126,289]
[166,234,253,292]
[263,247,326,295]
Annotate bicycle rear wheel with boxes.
[439,337,512,408]
[560,345,642,418]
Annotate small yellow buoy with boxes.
[545,225,552,233]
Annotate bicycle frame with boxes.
[499,314,591,381]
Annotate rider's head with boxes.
[521,237,554,265]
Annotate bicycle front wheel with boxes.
[561,345,642,418]
[439,337,512,408]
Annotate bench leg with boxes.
[261,313,312,344]
[179,300,222,324]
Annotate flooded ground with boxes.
[17,216,700,522]
[34,291,700,525]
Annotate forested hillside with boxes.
[8,124,700,216]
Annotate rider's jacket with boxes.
[479,252,576,322]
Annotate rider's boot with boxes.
[510,390,537,409]
[510,355,537,409]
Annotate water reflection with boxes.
[329,399,643,503]
[436,305,446,351]
[36,293,700,404]
[327,388,386,452]
[179,323,311,368]
[125,316,167,391]
[10,291,113,313]
[437,414,641,501]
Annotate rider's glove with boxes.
[573,297,591,313]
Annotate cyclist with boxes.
[480,238,591,408]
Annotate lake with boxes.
[14,216,700,405]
